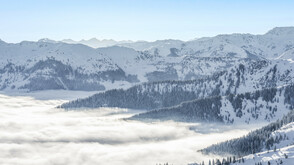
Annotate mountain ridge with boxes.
[59,59,294,110]
[0,27,294,92]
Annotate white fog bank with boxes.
[0,92,257,165]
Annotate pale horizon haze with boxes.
[0,0,293,43]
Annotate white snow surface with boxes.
[231,122,294,165]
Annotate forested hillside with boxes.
[130,84,294,123]
[59,59,294,111]
[200,110,294,157]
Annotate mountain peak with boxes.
[88,38,100,42]
[62,39,76,43]
[265,27,294,36]
[80,38,98,42]
[0,39,5,45]
[38,38,58,43]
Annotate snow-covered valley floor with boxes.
[0,91,259,165]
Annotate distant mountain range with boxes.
[61,38,134,48]
[0,27,293,92]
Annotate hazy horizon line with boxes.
[1,26,293,44]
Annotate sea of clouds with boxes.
[0,91,252,165]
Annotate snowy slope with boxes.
[0,41,139,91]
[130,83,294,124]
[232,122,294,165]
[276,48,294,60]
[0,41,117,72]
[0,40,254,91]
[118,27,294,59]
[61,27,294,59]
[60,59,294,111]
[97,27,294,83]
[0,27,294,92]
[206,121,294,165]
[118,39,184,57]
[179,27,294,59]
[231,145,294,165]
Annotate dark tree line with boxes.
[200,110,294,157]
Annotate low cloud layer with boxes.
[0,93,252,165]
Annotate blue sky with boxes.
[0,0,293,42]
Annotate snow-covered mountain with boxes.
[118,39,184,57]
[0,40,250,91]
[60,27,294,59]
[182,27,294,59]
[61,38,133,48]
[0,27,294,92]
[0,41,139,91]
[59,59,294,111]
[119,27,294,58]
